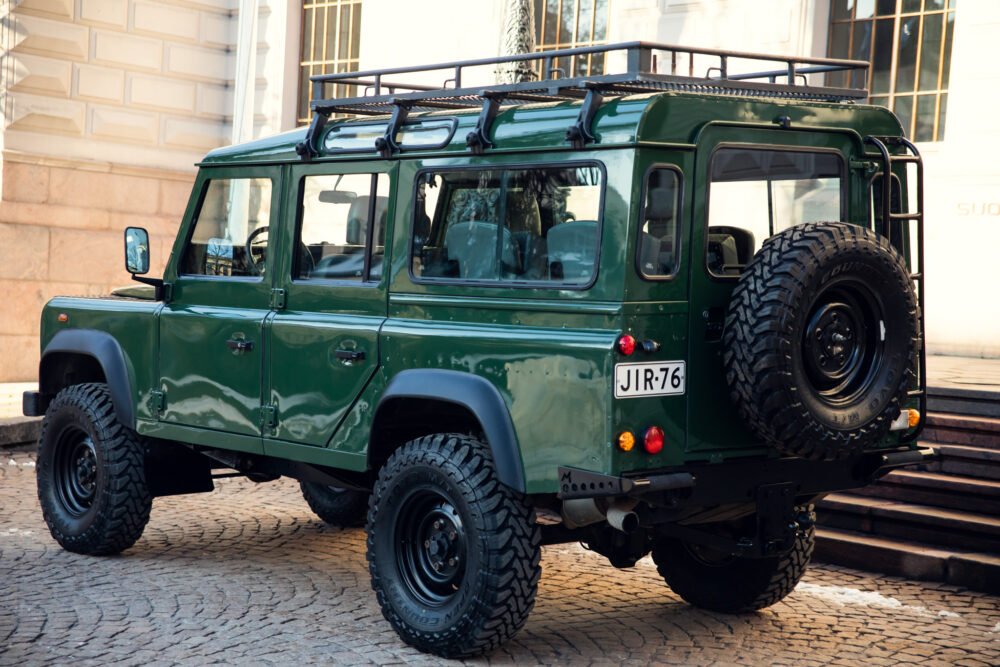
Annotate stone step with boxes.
[927,385,1000,419]
[853,469,1000,515]
[816,493,1000,554]
[927,444,1000,481]
[922,412,1000,449]
[813,527,1000,595]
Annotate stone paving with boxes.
[1,448,998,667]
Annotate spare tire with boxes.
[723,222,919,460]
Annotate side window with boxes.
[707,149,843,277]
[296,173,390,282]
[412,165,604,286]
[637,168,681,278]
[870,173,906,256]
[180,177,272,277]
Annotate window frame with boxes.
[408,159,607,291]
[635,163,684,282]
[703,144,848,281]
[177,175,276,283]
[291,171,388,286]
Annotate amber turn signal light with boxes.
[617,431,636,452]
[644,426,664,454]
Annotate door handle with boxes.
[335,348,365,362]
[226,338,254,352]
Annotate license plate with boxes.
[614,361,686,399]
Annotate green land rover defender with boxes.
[24,43,931,658]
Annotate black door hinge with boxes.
[270,288,286,310]
[260,405,278,431]
[150,390,166,416]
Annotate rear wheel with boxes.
[36,383,152,555]
[652,518,814,613]
[300,482,368,527]
[366,433,541,658]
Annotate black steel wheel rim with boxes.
[394,487,468,608]
[53,426,99,517]
[802,277,884,405]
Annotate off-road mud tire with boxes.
[652,519,814,613]
[723,222,919,460]
[300,481,368,527]
[366,433,541,658]
[36,383,152,555]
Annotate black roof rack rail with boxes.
[296,41,870,158]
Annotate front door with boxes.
[158,168,280,444]
[263,163,394,453]
[686,127,855,453]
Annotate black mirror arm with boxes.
[130,274,167,301]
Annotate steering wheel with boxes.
[245,226,268,275]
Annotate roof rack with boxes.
[295,41,869,158]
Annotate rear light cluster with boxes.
[617,426,665,454]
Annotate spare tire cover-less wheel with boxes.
[723,222,919,460]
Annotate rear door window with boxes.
[411,164,604,286]
[706,148,843,277]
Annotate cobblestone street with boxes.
[2,449,998,666]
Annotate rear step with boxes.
[813,527,1000,595]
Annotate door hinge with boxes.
[270,288,286,310]
[149,390,166,416]
[260,405,278,431]
[850,158,878,174]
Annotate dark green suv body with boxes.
[25,43,930,657]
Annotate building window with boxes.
[828,0,956,142]
[533,0,610,78]
[298,0,362,124]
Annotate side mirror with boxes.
[125,227,151,275]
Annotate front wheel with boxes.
[366,433,541,658]
[36,383,152,555]
[652,517,814,613]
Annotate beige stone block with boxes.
[12,14,89,59]
[133,2,200,41]
[111,211,180,242]
[7,92,85,134]
[0,280,104,335]
[0,222,49,281]
[17,0,74,18]
[80,0,127,27]
[76,64,125,102]
[93,30,162,71]
[159,178,195,218]
[47,166,111,210]
[0,335,40,382]
[8,53,72,95]
[200,12,234,48]
[90,106,159,144]
[128,74,196,113]
[165,44,231,81]
[162,116,226,150]
[0,200,110,230]
[2,161,49,204]
[48,228,124,284]
[195,83,232,117]
[109,173,160,215]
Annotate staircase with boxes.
[814,386,1000,595]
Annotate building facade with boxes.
[0,0,994,381]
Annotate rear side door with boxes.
[263,162,394,455]
[686,127,857,454]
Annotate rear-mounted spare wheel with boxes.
[722,221,919,460]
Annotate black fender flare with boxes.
[40,329,137,428]
[373,369,526,493]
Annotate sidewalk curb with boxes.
[0,417,41,450]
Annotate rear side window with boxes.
[295,173,390,282]
[706,149,843,277]
[180,177,272,277]
[637,168,681,279]
[411,165,604,286]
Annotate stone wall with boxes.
[0,152,194,381]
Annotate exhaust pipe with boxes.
[561,498,640,533]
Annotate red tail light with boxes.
[644,426,664,454]
[617,334,636,356]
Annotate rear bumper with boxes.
[557,447,938,504]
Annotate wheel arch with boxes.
[39,330,137,428]
[369,369,526,492]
